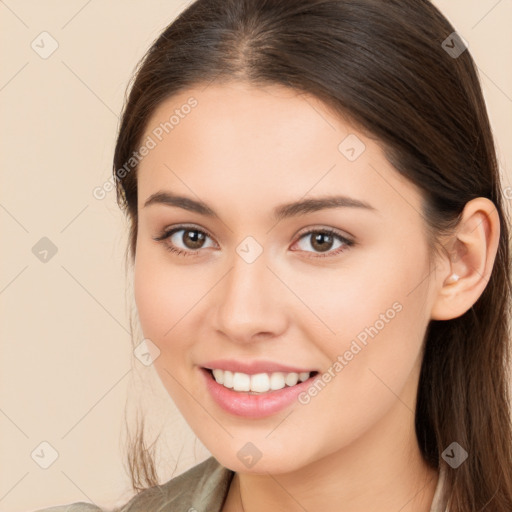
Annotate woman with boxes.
[35,0,512,511]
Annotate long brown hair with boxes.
[113,1,512,510]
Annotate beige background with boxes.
[0,1,511,510]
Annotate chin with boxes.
[209,443,312,475]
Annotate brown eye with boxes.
[310,232,334,252]
[180,229,206,249]
[292,228,354,258]
[153,226,216,256]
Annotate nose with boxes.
[213,250,289,344]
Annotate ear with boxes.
[430,197,500,321]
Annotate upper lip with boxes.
[201,359,318,375]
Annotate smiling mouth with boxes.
[203,367,320,394]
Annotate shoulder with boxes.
[32,457,234,512]
[32,504,102,512]
[118,455,235,512]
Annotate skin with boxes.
[133,81,500,512]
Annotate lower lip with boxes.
[200,367,318,419]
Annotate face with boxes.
[134,81,439,474]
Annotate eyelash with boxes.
[153,225,354,259]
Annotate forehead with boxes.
[136,81,422,220]
[141,81,344,164]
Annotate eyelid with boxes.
[290,226,354,258]
[295,224,354,243]
[154,223,354,242]
[154,223,218,244]
[153,223,355,257]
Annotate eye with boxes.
[153,225,216,256]
[153,225,354,259]
[291,228,354,258]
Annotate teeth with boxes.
[210,369,312,393]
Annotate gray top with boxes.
[33,456,448,512]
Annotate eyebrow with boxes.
[143,191,376,220]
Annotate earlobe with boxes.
[430,198,500,321]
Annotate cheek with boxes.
[289,241,430,343]
[290,263,430,455]
[133,249,168,340]
[133,247,201,398]
[134,243,199,338]
[292,241,431,393]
